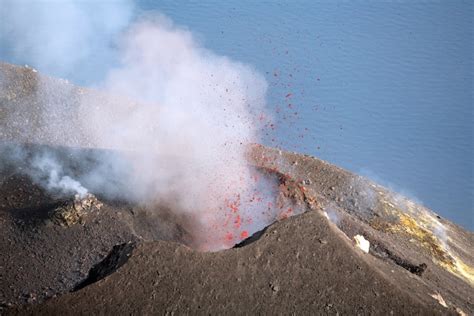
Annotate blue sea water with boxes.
[1,1,472,230]
[138,1,473,229]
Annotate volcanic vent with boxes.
[0,140,319,307]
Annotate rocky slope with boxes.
[0,62,472,315]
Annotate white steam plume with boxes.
[31,152,88,198]
[1,2,275,251]
[82,16,271,250]
[0,0,133,83]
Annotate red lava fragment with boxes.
[226,195,241,213]
[223,213,232,227]
[225,232,234,242]
[234,215,242,228]
[278,207,294,221]
[240,231,249,239]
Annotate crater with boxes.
[0,142,317,307]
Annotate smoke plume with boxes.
[1,1,276,250]
[0,0,133,83]
[31,152,89,198]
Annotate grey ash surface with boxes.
[0,62,472,315]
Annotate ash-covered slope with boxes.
[1,62,473,315]
[14,212,452,315]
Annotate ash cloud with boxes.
[0,0,133,83]
[1,1,274,250]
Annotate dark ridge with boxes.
[336,215,428,277]
[233,226,268,248]
[371,240,428,276]
[74,242,136,291]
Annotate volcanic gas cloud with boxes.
[1,1,292,251]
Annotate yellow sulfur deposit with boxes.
[387,212,474,286]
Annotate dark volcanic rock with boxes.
[74,241,136,291]
[1,62,473,315]
[0,144,191,309]
[12,211,458,315]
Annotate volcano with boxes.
[0,62,472,315]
